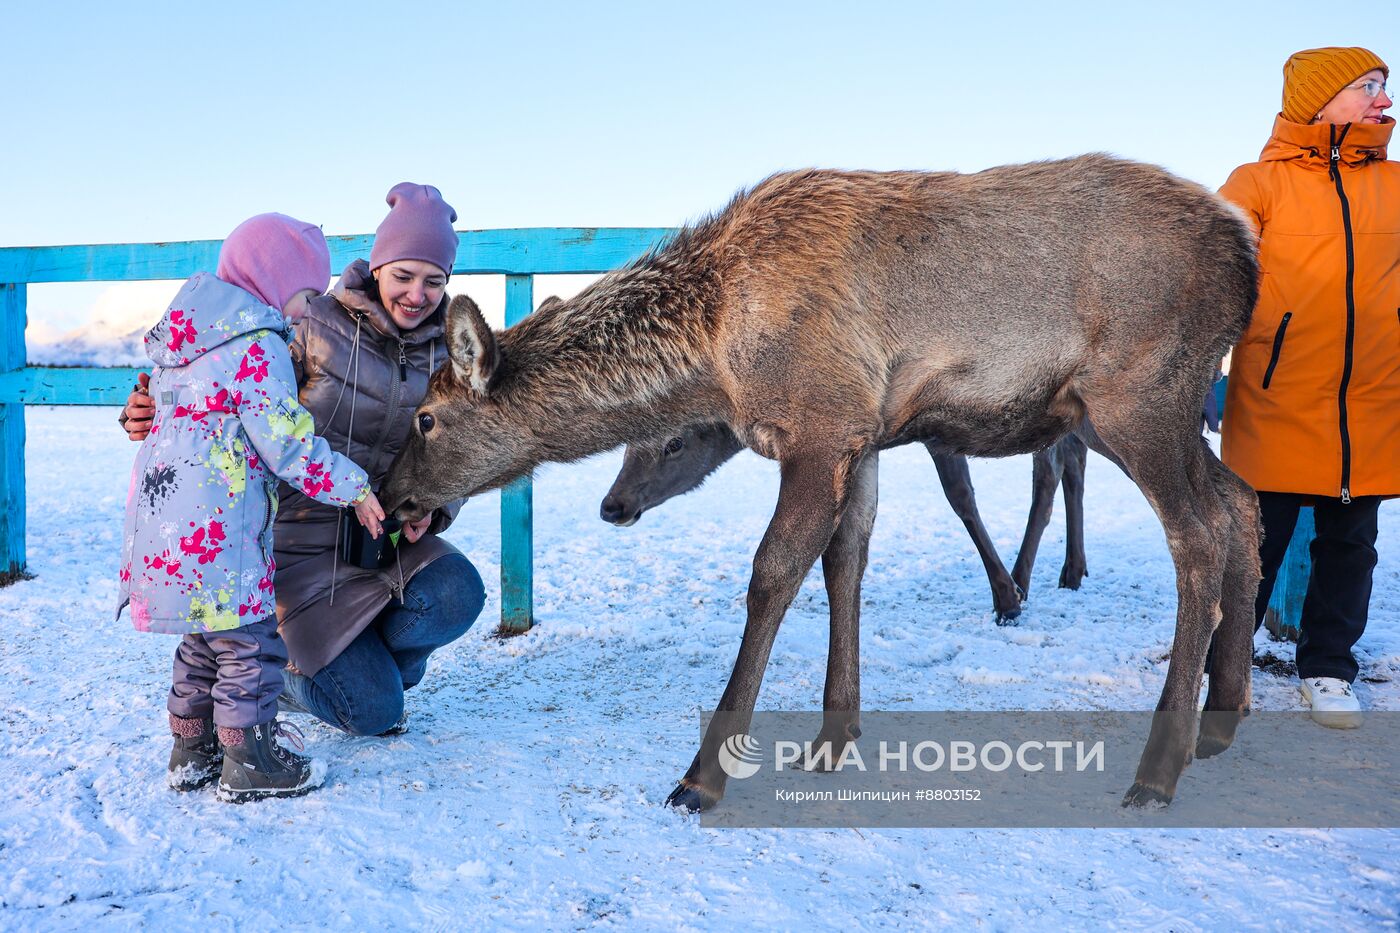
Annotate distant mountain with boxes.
[28,319,151,367]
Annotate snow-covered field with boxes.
[2,407,1397,930]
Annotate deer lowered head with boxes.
[382,257,726,523]
[380,292,534,522]
[599,422,744,526]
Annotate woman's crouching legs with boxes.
[379,553,486,690]
[281,625,405,737]
[278,554,485,735]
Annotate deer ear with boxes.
[446,293,500,394]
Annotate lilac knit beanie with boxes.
[216,213,331,313]
[368,182,459,275]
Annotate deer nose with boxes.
[600,496,627,525]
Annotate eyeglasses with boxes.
[1345,79,1388,98]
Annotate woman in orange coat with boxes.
[1219,46,1396,728]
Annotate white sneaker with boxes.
[1299,677,1363,729]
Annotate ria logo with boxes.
[718,733,763,779]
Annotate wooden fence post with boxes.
[498,274,535,634]
[0,283,26,581]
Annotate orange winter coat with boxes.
[1220,115,1400,498]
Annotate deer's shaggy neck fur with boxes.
[465,170,905,465]
[476,220,735,463]
[513,243,719,403]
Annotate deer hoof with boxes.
[805,727,860,771]
[1194,733,1231,760]
[993,583,1027,626]
[1059,564,1088,590]
[994,607,1022,627]
[1121,781,1173,809]
[1195,712,1242,759]
[666,779,720,813]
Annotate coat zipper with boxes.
[1261,312,1292,390]
[385,341,407,600]
[259,485,275,565]
[1328,124,1356,504]
[260,486,273,536]
[368,338,404,469]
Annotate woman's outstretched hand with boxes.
[401,513,432,544]
[354,489,386,539]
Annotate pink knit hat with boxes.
[368,182,459,275]
[216,213,331,313]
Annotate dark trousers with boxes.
[167,615,286,729]
[1252,492,1380,683]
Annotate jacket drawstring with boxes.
[392,541,406,603]
[328,316,365,606]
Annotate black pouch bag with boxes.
[338,512,403,569]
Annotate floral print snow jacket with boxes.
[118,273,369,634]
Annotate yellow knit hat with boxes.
[1282,47,1389,124]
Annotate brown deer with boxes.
[599,424,1089,621]
[382,155,1262,811]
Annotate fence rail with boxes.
[0,231,1313,637]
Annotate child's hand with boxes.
[119,372,154,441]
[354,489,386,539]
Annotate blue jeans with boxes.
[280,553,485,735]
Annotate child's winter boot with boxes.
[168,713,222,791]
[215,719,325,803]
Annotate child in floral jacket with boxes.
[117,213,384,801]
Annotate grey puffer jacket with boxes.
[118,273,370,635]
[273,260,465,676]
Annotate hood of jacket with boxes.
[1259,114,1392,169]
[330,259,448,349]
[145,272,291,368]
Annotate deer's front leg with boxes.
[667,450,850,813]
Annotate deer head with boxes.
[599,422,743,525]
[381,293,541,521]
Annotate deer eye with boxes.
[418,412,436,434]
[663,437,685,457]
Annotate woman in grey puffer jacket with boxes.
[276,184,486,735]
[126,184,486,736]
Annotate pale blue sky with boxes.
[2,0,1392,330]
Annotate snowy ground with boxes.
[2,407,1397,930]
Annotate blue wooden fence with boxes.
[0,228,672,630]
[0,235,1313,637]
